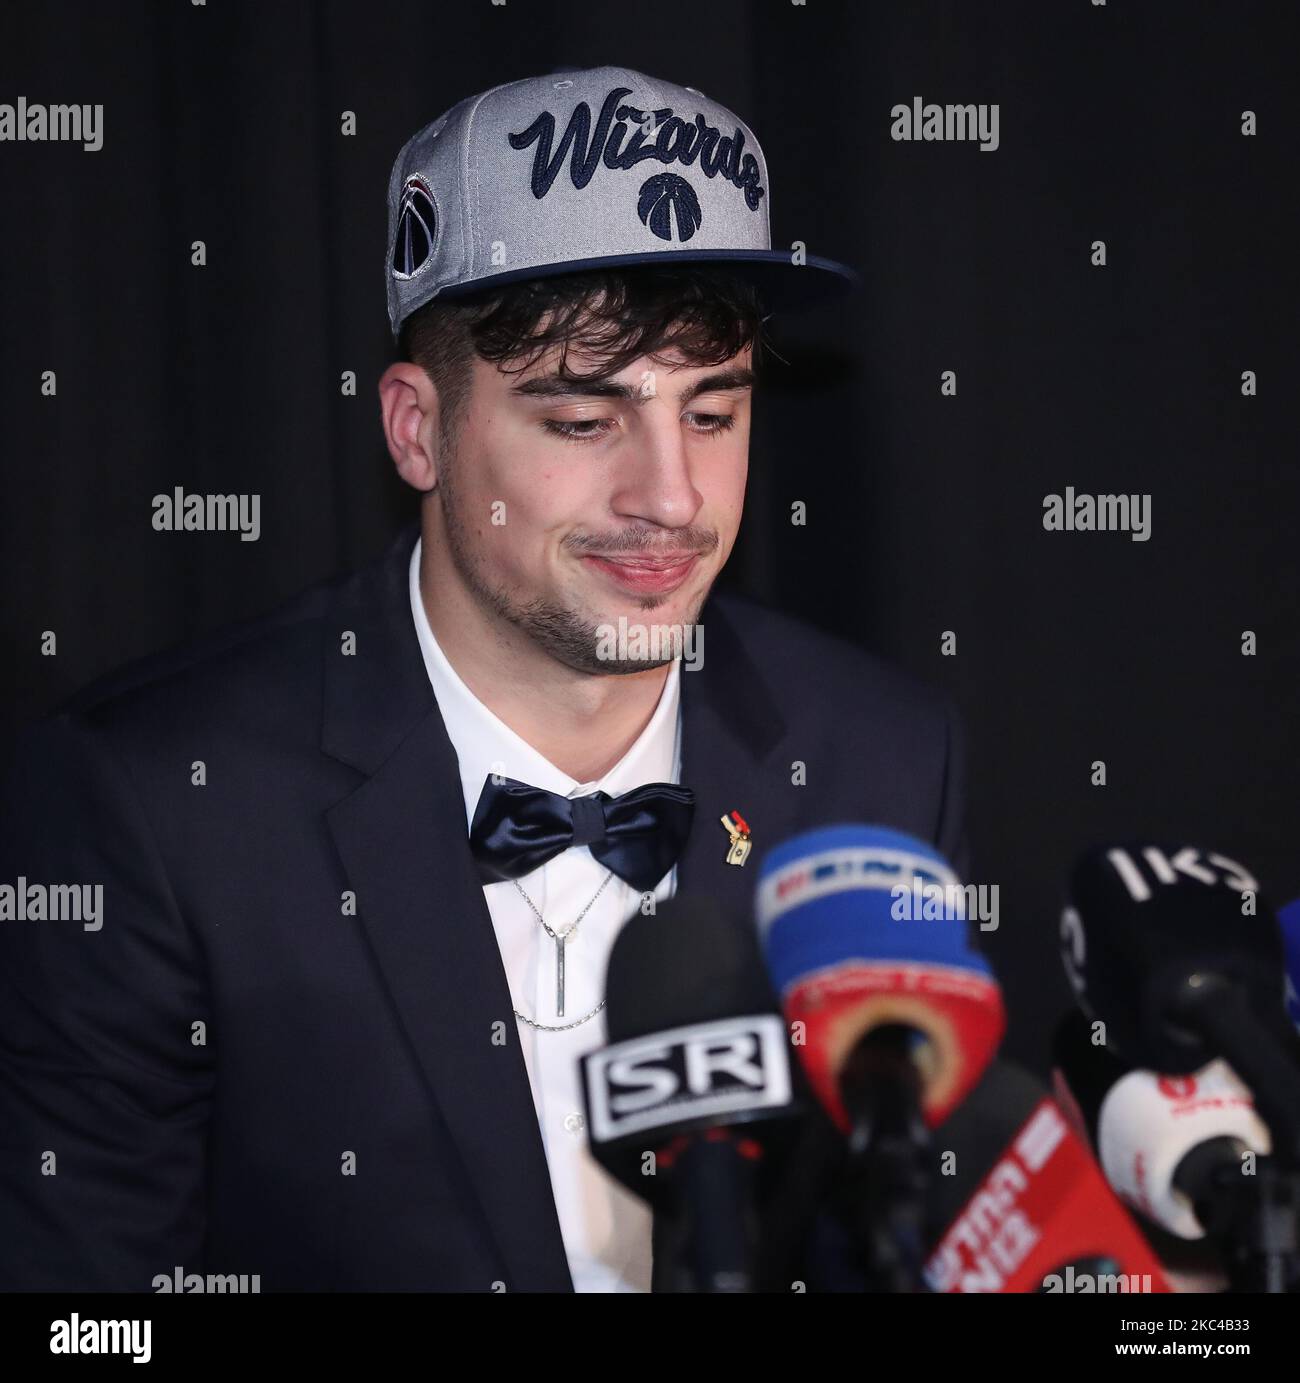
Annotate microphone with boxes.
[1054,1011,1298,1292]
[580,895,800,1292]
[754,823,1005,1289]
[923,1059,1171,1293]
[1060,842,1300,1167]
[755,824,1004,1135]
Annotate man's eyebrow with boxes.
[510,366,756,405]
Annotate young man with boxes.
[0,67,968,1292]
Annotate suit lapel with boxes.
[676,595,790,916]
[320,526,573,1291]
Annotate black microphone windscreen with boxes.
[1051,1011,1130,1142]
[604,893,778,1042]
[1063,843,1285,1071]
[923,1060,1046,1245]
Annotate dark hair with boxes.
[398,265,768,446]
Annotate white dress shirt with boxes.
[408,539,682,1292]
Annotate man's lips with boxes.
[580,553,702,595]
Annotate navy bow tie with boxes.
[468,775,696,894]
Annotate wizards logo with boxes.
[637,174,702,242]
[507,85,764,244]
[392,175,437,277]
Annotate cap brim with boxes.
[434,249,861,317]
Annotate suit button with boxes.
[563,1112,585,1134]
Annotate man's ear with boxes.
[378,362,441,493]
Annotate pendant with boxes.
[555,933,566,1017]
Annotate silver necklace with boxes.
[511,870,614,1031]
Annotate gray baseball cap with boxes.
[386,64,859,338]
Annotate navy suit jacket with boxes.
[0,524,969,1291]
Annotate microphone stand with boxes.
[653,1132,759,1292]
[1170,978,1300,1291]
[1183,1149,1300,1294]
[836,1028,932,1292]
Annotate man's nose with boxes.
[607,415,704,530]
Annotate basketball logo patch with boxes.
[392,175,437,278]
[637,173,703,243]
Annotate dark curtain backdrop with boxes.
[2,0,1296,1075]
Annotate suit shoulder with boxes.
[709,591,952,726]
[47,571,347,761]
[53,524,421,744]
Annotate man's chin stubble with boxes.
[463,558,707,676]
[486,590,704,676]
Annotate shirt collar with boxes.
[408,537,682,829]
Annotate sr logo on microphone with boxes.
[582,1014,792,1144]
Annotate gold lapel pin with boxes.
[720,810,752,867]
